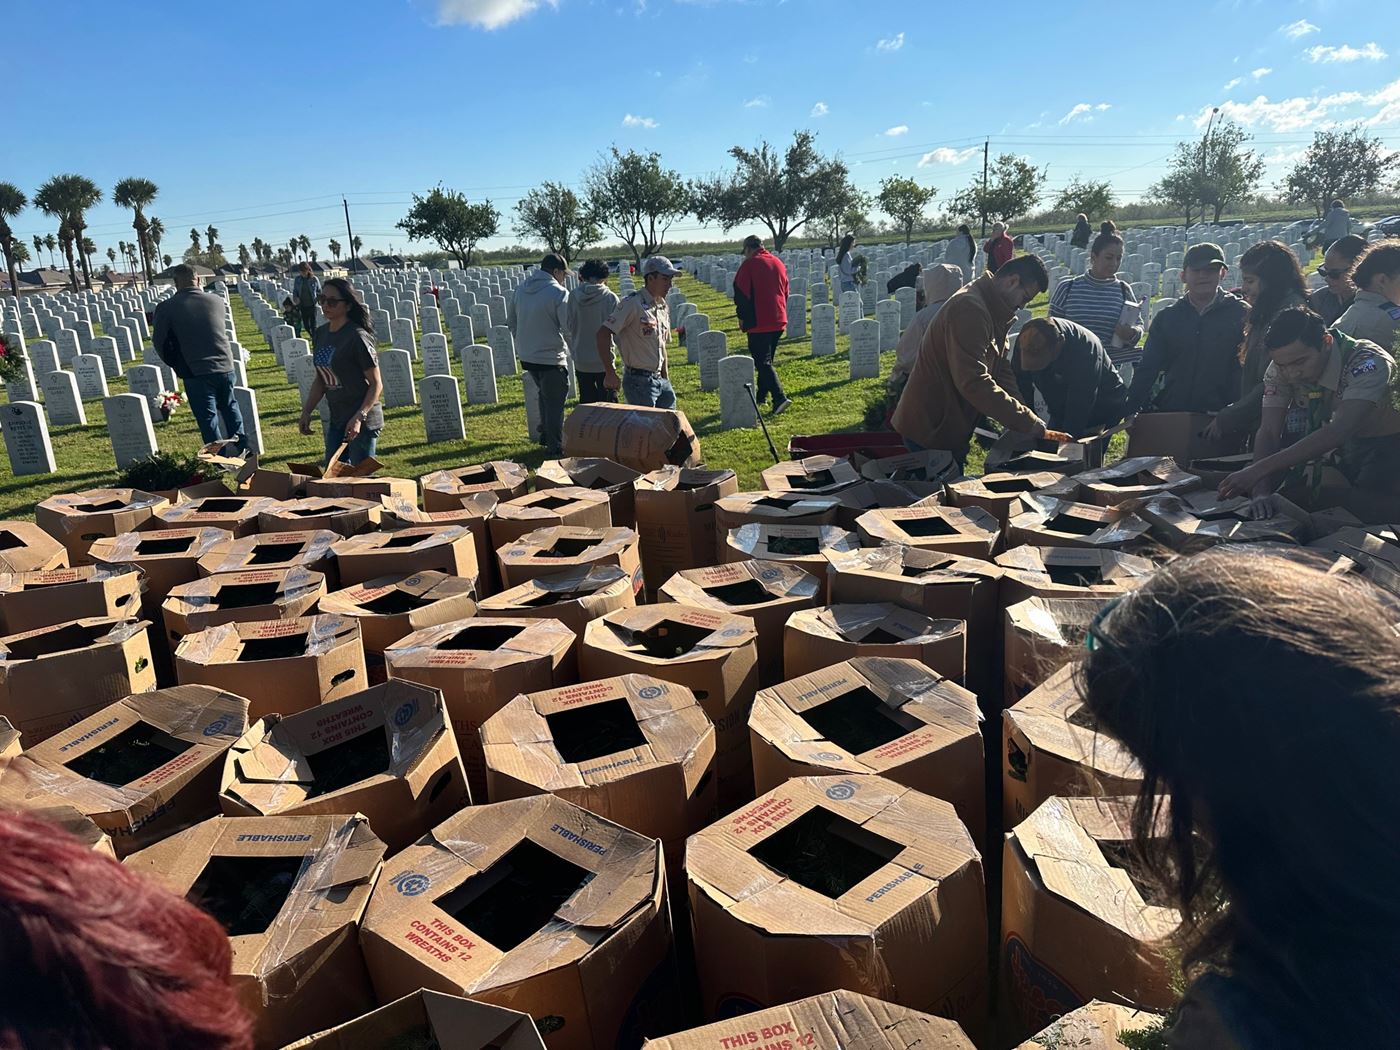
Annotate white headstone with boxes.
[449,315,475,350]
[684,313,710,364]
[719,355,758,429]
[103,393,158,468]
[810,281,829,306]
[489,326,517,376]
[421,333,451,377]
[126,364,164,422]
[293,355,319,404]
[55,329,80,366]
[462,342,498,404]
[420,305,442,336]
[786,294,806,340]
[695,330,727,392]
[90,336,123,379]
[420,375,465,442]
[235,386,263,456]
[40,370,86,426]
[488,294,508,328]
[849,318,881,378]
[379,348,417,408]
[895,287,917,329]
[811,303,837,357]
[470,303,492,341]
[28,340,58,375]
[74,354,109,400]
[272,324,295,363]
[876,300,902,352]
[0,401,56,475]
[370,310,392,342]
[838,292,862,334]
[4,356,36,404]
[390,316,417,358]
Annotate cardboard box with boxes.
[537,456,643,527]
[761,455,862,496]
[0,616,156,744]
[382,492,501,596]
[385,616,576,802]
[1003,596,1107,707]
[1042,456,1200,508]
[0,564,143,635]
[634,466,740,598]
[1002,665,1141,827]
[826,546,1004,701]
[220,679,470,852]
[1006,495,1151,551]
[1001,797,1179,1042]
[259,497,381,538]
[174,614,367,721]
[994,546,1155,609]
[317,571,479,662]
[580,603,759,811]
[305,475,418,504]
[947,472,1068,524]
[0,714,17,760]
[233,458,316,500]
[1017,1000,1165,1050]
[149,494,278,537]
[0,785,115,855]
[1186,452,1253,489]
[856,504,1002,560]
[125,813,385,1049]
[714,493,840,557]
[162,567,327,653]
[89,526,230,613]
[748,657,984,842]
[285,990,547,1050]
[643,990,975,1050]
[331,525,479,587]
[783,603,966,683]
[488,487,614,552]
[420,460,530,510]
[197,529,339,587]
[0,685,248,856]
[658,560,822,688]
[830,480,922,530]
[36,488,169,564]
[722,523,857,600]
[563,401,702,473]
[857,449,961,497]
[0,521,66,575]
[984,430,1107,475]
[1126,411,1241,462]
[482,673,716,881]
[361,795,675,1050]
[1135,491,1304,552]
[687,775,986,1036]
[477,563,635,634]
[497,526,643,596]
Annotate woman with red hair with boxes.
[0,810,252,1049]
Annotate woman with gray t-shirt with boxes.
[298,277,384,466]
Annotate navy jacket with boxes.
[1013,317,1127,437]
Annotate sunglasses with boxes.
[317,296,345,305]
[1084,595,1124,653]
[1316,266,1348,279]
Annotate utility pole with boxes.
[342,197,356,273]
[980,138,990,238]
[1197,107,1219,228]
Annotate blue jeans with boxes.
[324,418,380,466]
[623,369,676,409]
[185,371,246,451]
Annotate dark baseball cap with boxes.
[1184,243,1226,269]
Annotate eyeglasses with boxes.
[1316,266,1348,279]
[317,296,344,305]
[1084,595,1125,653]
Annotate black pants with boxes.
[523,362,568,456]
[297,309,316,339]
[747,330,786,406]
[576,370,616,404]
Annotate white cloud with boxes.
[917,146,980,167]
[884,125,909,136]
[810,101,829,117]
[1252,67,1272,79]
[1223,77,1244,91]
[434,0,555,29]
[1281,19,1320,39]
[875,32,904,52]
[622,113,658,128]
[1306,42,1387,63]
[1193,89,1366,131]
[1059,101,1111,125]
[743,95,770,108]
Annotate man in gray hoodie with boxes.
[508,253,571,455]
[565,259,620,403]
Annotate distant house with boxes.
[284,260,332,276]
[4,268,74,294]
[372,255,407,270]
[345,256,379,273]
[216,263,246,278]
[100,270,144,287]
[156,263,216,281]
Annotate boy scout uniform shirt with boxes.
[602,288,670,373]
[1261,330,1400,439]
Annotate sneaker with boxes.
[773,398,792,416]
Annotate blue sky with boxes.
[10,0,1400,261]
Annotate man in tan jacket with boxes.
[892,254,1068,466]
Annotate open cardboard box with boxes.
[748,657,984,844]
[0,685,248,856]
[1126,411,1241,463]
[857,448,961,497]
[420,461,530,510]
[995,546,1155,609]
[174,614,366,721]
[481,673,716,884]
[645,990,975,1050]
[0,616,156,744]
[488,487,613,552]
[89,526,230,612]
[1001,796,1179,1043]
[220,679,470,852]
[1186,452,1254,489]
[0,783,116,855]
[125,813,385,1049]
[0,714,16,760]
[318,571,478,670]
[362,795,674,1050]
[286,446,385,480]
[856,504,1002,560]
[162,567,326,654]
[197,529,339,587]
[1042,456,1200,508]
[1017,1000,1165,1050]
[234,457,316,501]
[537,456,643,528]
[984,430,1108,475]
[1002,664,1141,827]
[305,474,417,503]
[382,492,501,596]
[36,488,169,564]
[760,455,861,497]
[946,472,1061,525]
[634,466,740,599]
[1006,495,1151,551]
[1003,596,1107,708]
[284,989,547,1050]
[0,564,142,635]
[580,603,759,811]
[0,521,68,574]
[687,775,986,1038]
[562,401,702,473]
[149,494,278,538]
[783,603,966,683]
[497,526,642,596]
[258,497,380,538]
[722,523,857,600]
[830,480,922,530]
[477,563,635,634]
[331,525,478,587]
[1134,491,1304,552]
[658,560,822,688]
[713,493,840,557]
[385,616,577,802]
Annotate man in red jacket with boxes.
[734,235,792,414]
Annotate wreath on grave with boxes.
[0,334,26,385]
[117,450,210,493]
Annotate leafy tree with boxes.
[34,174,102,290]
[397,185,500,268]
[585,148,689,267]
[328,238,341,261]
[947,154,1046,226]
[689,131,854,251]
[876,176,937,247]
[1149,120,1263,224]
[816,184,871,250]
[112,177,158,281]
[515,182,599,261]
[1053,176,1115,220]
[1284,126,1400,217]
[0,182,27,301]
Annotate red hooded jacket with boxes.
[733,248,789,333]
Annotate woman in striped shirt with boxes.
[1050,225,1143,381]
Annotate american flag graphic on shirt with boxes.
[313,341,341,390]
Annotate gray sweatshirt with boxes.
[507,268,569,366]
[565,281,620,373]
[152,288,234,378]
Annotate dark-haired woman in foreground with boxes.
[1078,549,1400,1048]
[298,276,384,467]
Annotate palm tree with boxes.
[106,246,116,268]
[310,249,318,263]
[112,177,158,283]
[31,235,43,269]
[162,254,172,267]
[251,237,266,265]
[43,233,56,268]
[148,217,164,266]
[33,174,102,290]
[238,243,250,267]
[328,238,341,262]
[189,227,201,253]
[81,237,97,277]
[205,225,219,252]
[118,240,130,271]
[0,182,27,302]
[351,235,362,256]
[11,241,28,267]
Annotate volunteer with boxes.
[298,277,384,466]
[1011,316,1127,438]
[598,256,679,408]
